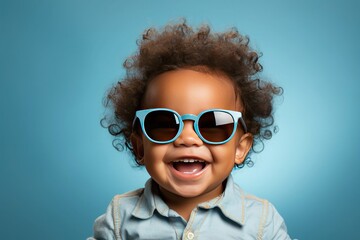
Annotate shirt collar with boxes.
[213,175,246,226]
[131,175,246,225]
[131,178,168,219]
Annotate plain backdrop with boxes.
[1,0,359,239]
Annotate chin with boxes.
[171,186,207,199]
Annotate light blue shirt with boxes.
[88,176,291,240]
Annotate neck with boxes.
[158,184,224,221]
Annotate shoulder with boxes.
[244,192,269,210]
[227,179,271,222]
[229,181,291,239]
[112,188,144,209]
[110,188,145,225]
[244,193,290,240]
[244,193,271,225]
[90,188,145,240]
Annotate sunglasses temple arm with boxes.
[132,116,139,129]
[239,117,247,133]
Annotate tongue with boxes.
[173,162,204,174]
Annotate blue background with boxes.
[1,0,359,239]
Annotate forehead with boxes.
[142,69,241,114]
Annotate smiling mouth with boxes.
[171,159,207,174]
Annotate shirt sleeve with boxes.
[262,202,292,240]
[87,199,117,240]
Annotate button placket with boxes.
[183,209,197,240]
[186,231,194,240]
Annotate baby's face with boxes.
[133,69,252,202]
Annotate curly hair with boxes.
[101,20,283,168]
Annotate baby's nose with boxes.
[173,121,203,147]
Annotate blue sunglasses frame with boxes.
[133,108,247,145]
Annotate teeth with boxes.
[173,159,205,163]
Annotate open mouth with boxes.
[171,159,207,174]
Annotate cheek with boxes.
[209,137,240,166]
[210,144,237,161]
[142,141,168,163]
[142,143,170,180]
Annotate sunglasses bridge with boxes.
[180,113,198,122]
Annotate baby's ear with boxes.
[235,133,253,165]
[130,133,144,163]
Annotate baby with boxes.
[89,21,291,240]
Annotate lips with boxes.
[168,158,209,180]
[172,159,207,174]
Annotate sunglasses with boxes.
[133,108,247,144]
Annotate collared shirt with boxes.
[88,176,291,240]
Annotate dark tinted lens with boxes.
[198,111,234,142]
[144,110,180,141]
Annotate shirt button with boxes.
[187,231,194,240]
